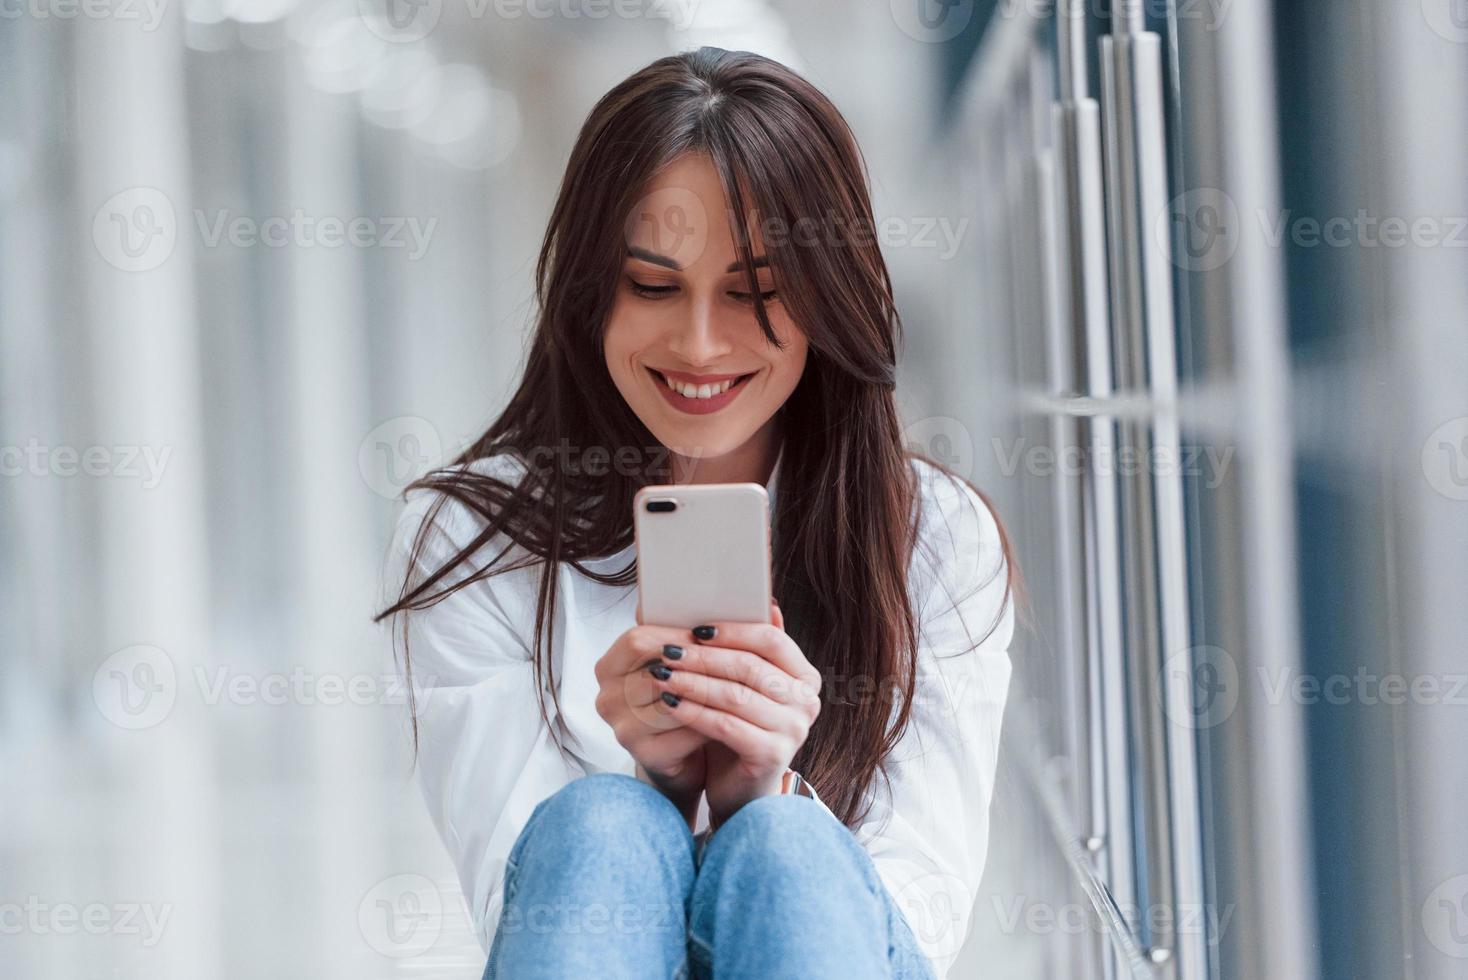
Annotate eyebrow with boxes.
[625,246,769,274]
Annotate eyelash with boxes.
[626,277,778,304]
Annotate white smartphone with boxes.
[633,482,773,628]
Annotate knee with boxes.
[706,794,872,887]
[530,772,689,849]
[718,791,835,841]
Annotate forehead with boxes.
[623,152,767,272]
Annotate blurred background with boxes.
[3,1,1466,978]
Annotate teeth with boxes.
[662,374,738,399]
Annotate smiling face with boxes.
[604,152,809,481]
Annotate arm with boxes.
[635,760,702,831]
[856,466,1015,977]
[383,478,585,955]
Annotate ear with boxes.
[770,597,784,631]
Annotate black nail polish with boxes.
[649,663,672,680]
[661,691,681,707]
[662,644,684,660]
[693,625,716,641]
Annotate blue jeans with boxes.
[483,772,937,979]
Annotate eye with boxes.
[627,277,678,299]
[729,288,779,304]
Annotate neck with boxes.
[669,415,782,486]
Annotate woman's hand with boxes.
[649,600,822,827]
[594,599,712,828]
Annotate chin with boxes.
[652,422,751,461]
[661,435,744,461]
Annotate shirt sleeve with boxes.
[382,479,585,955]
[854,464,1015,977]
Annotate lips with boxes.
[647,367,756,415]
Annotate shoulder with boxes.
[381,453,543,672]
[392,452,532,557]
[907,455,1013,656]
[908,455,1007,588]
[384,452,541,605]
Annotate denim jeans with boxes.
[482,771,937,979]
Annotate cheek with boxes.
[766,318,809,386]
[602,302,647,371]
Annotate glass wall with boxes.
[923,1,1468,978]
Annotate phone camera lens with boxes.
[645,499,678,513]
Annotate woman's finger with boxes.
[687,620,817,687]
[657,642,813,708]
[660,693,785,765]
[654,666,788,731]
[621,623,729,672]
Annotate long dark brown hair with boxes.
[375,46,1017,830]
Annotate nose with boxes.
[665,293,734,367]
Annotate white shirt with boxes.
[381,448,1013,977]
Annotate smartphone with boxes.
[634,482,773,628]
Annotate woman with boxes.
[377,46,1015,980]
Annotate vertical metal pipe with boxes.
[1100,17,1209,979]
[1174,0,1321,975]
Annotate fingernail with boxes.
[772,597,779,607]
[693,625,716,641]
[662,644,684,660]
[661,692,681,707]
[649,663,672,680]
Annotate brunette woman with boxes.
[378,45,1015,980]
